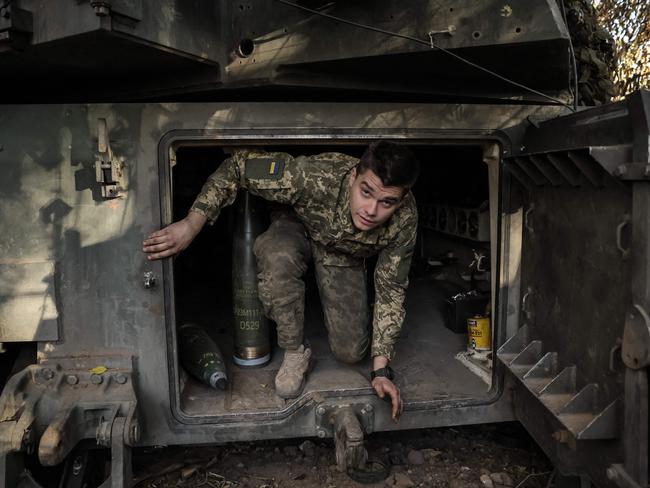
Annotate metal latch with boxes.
[94,118,125,199]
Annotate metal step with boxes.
[558,412,598,436]
[523,352,558,394]
[497,324,531,362]
[498,326,619,441]
[558,383,597,415]
[575,399,619,440]
[542,393,576,414]
[539,366,578,413]
[524,377,555,395]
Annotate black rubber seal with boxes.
[346,456,391,484]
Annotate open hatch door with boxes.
[498,91,650,488]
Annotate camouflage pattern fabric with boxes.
[566,0,617,105]
[252,212,311,352]
[191,150,418,360]
[253,212,370,363]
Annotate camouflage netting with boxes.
[564,0,649,105]
[565,0,617,105]
[593,0,650,99]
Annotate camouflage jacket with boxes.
[191,150,418,361]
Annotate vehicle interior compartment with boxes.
[171,143,496,417]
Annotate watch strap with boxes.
[370,366,394,381]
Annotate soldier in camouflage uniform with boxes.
[143,141,419,420]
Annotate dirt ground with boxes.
[131,423,553,488]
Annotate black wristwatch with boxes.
[371,366,395,381]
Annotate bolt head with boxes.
[115,373,128,384]
[365,404,374,413]
[90,374,103,385]
[316,406,326,416]
[317,429,326,438]
[66,375,79,385]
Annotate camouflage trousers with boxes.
[253,212,370,363]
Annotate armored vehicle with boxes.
[0,1,648,487]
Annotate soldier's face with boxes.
[349,168,404,231]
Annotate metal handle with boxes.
[524,204,535,234]
[609,338,622,373]
[521,287,533,320]
[616,214,631,260]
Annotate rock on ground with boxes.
[407,449,425,466]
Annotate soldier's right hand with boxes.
[142,212,207,260]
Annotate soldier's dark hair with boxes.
[357,141,420,190]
